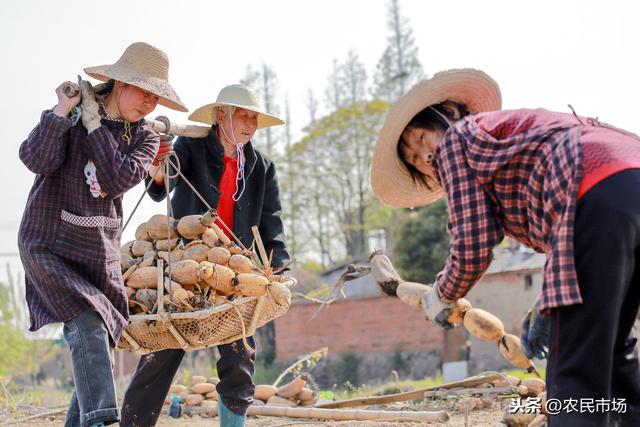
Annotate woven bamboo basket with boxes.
[117,259,292,354]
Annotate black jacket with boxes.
[146,125,290,268]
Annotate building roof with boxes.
[484,248,546,275]
[298,248,546,303]
[319,258,382,300]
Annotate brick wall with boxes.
[274,296,443,360]
[275,268,545,374]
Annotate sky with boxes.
[1,0,639,275]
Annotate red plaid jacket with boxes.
[433,108,640,311]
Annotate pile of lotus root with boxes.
[120,213,291,314]
[166,373,322,409]
[370,253,539,376]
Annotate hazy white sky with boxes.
[1,0,639,262]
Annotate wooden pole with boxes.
[145,118,210,138]
[251,225,269,269]
[314,373,503,409]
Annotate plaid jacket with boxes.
[18,110,158,342]
[433,108,640,312]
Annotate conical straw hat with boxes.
[189,84,284,129]
[371,69,501,208]
[84,42,187,112]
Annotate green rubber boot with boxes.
[218,399,246,427]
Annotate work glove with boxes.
[152,135,174,166]
[369,251,402,296]
[421,285,456,330]
[520,298,551,359]
[78,77,101,133]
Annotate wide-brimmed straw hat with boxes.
[84,42,188,112]
[188,84,284,129]
[370,69,502,208]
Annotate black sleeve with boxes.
[259,160,291,269]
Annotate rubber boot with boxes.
[218,399,246,427]
[168,393,182,418]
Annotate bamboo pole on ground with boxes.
[186,404,450,423]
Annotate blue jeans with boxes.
[63,309,119,427]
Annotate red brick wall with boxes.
[274,297,443,360]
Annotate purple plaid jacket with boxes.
[433,108,639,312]
[18,110,158,342]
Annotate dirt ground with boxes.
[6,412,505,427]
[157,409,505,426]
[6,403,508,426]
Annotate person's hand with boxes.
[78,78,101,133]
[52,81,81,117]
[520,299,551,359]
[152,136,174,166]
[421,286,456,329]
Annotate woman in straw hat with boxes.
[17,42,186,427]
[120,83,289,427]
[371,69,640,426]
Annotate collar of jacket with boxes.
[204,125,258,179]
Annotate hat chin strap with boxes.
[218,114,247,202]
[428,106,453,127]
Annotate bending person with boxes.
[371,69,640,427]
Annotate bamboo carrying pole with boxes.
[186,404,450,423]
[145,118,210,138]
[314,373,503,409]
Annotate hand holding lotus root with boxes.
[120,212,293,315]
[370,252,539,376]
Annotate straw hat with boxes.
[84,42,187,112]
[370,69,502,208]
[188,84,284,129]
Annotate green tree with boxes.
[392,199,450,283]
[293,99,389,260]
[0,268,61,381]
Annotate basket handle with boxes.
[251,226,269,269]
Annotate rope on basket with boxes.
[232,303,255,354]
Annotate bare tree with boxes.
[325,59,343,111]
[306,88,318,125]
[241,63,281,157]
[373,0,424,101]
